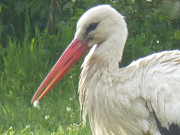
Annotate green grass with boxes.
[0,24,91,135]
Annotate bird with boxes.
[31,5,180,135]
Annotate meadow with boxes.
[0,17,92,135]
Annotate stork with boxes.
[31,5,180,135]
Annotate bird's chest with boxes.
[81,76,150,135]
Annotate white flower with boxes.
[33,100,40,109]
[66,107,71,112]
[45,115,50,120]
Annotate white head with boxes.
[75,5,128,47]
[75,5,128,69]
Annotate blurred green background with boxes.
[0,0,179,134]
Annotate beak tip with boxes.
[31,96,36,104]
[31,100,34,104]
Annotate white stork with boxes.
[31,5,180,135]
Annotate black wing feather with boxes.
[153,110,180,135]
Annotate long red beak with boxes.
[31,38,89,104]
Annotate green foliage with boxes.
[0,14,91,134]
[0,0,179,134]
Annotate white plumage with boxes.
[76,5,180,135]
[31,4,180,135]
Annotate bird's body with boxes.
[80,49,180,135]
[32,5,180,135]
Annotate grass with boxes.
[0,22,92,135]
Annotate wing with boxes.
[143,50,180,134]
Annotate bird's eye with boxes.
[86,22,99,34]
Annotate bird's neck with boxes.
[79,32,129,122]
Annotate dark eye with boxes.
[86,22,99,34]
